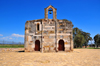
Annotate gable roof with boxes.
[45,5,57,10]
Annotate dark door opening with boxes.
[35,40,40,51]
[58,39,64,51]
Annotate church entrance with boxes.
[58,39,64,51]
[35,40,40,51]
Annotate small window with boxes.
[37,24,39,31]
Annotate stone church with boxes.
[24,5,73,52]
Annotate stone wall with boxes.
[24,5,73,52]
[24,19,73,52]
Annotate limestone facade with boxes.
[24,5,73,52]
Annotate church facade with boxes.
[24,5,73,52]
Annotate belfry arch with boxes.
[44,5,57,20]
[48,8,53,19]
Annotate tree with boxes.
[94,34,100,48]
[73,27,92,48]
[73,27,82,38]
[73,27,83,48]
[81,32,92,48]
[62,19,68,21]
[74,34,85,48]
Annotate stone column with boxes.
[45,8,48,20]
[53,10,57,20]
[41,23,43,53]
[55,19,57,52]
[24,28,29,52]
[25,21,30,52]
[71,32,73,51]
[56,40,59,52]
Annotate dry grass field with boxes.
[0,49,100,66]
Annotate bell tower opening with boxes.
[48,8,53,19]
[44,5,57,20]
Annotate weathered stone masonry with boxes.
[24,5,73,52]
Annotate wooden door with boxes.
[35,40,40,51]
[58,40,64,51]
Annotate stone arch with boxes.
[45,5,57,19]
[58,39,64,51]
[35,40,40,51]
[48,8,53,19]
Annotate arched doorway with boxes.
[58,39,64,51]
[35,40,40,51]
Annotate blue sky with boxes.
[0,0,100,43]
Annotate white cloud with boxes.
[1,37,13,40]
[0,37,8,40]
[0,33,24,40]
[9,38,12,39]
[11,33,24,38]
[0,34,3,36]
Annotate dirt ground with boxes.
[0,49,100,66]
